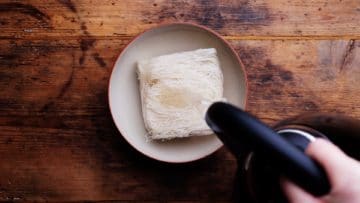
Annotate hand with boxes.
[281,139,360,203]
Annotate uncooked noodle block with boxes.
[137,48,225,140]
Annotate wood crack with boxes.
[339,39,355,73]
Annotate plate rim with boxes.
[108,22,249,163]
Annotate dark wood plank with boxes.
[234,39,360,123]
[0,0,359,39]
[0,125,236,201]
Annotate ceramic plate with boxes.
[109,23,247,163]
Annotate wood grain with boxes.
[0,0,359,38]
[0,0,359,202]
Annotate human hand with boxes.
[282,139,360,203]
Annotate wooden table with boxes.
[0,0,359,201]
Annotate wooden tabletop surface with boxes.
[0,0,359,201]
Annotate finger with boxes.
[305,139,352,187]
[281,178,321,203]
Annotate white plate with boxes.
[109,23,248,163]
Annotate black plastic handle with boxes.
[206,102,331,196]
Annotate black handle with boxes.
[206,102,331,196]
